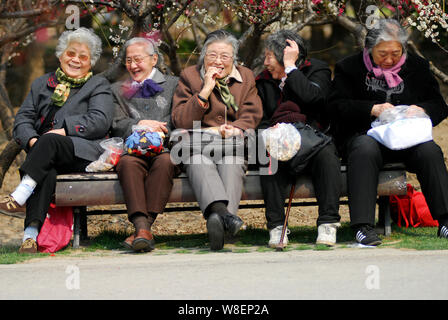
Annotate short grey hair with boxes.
[365,19,408,53]
[198,29,239,67]
[55,27,102,67]
[123,37,162,67]
[264,29,308,67]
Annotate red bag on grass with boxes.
[390,184,438,228]
[37,203,73,253]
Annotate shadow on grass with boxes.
[0,244,71,264]
[88,223,357,250]
[3,223,448,264]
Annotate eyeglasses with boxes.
[65,50,90,62]
[124,55,152,66]
[205,52,233,63]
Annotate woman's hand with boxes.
[371,102,394,117]
[218,124,243,138]
[138,119,168,133]
[199,66,222,99]
[44,128,66,136]
[283,39,299,68]
[407,104,426,116]
[28,138,38,149]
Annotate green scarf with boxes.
[51,68,92,107]
[215,77,238,112]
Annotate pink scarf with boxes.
[363,48,406,88]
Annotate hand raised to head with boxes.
[283,39,299,68]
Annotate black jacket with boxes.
[255,58,332,130]
[328,51,448,153]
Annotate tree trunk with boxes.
[0,139,22,189]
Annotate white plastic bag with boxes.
[367,105,433,150]
[85,137,124,172]
[261,123,302,161]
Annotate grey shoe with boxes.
[316,223,341,246]
[268,225,290,248]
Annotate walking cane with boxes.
[276,183,296,251]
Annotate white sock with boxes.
[23,225,39,242]
[11,175,37,206]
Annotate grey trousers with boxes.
[184,154,247,217]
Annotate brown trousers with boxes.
[116,153,179,220]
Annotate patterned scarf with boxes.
[51,68,92,107]
[363,48,406,88]
[215,77,238,112]
[122,78,164,99]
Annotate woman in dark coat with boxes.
[328,19,448,245]
[256,30,342,248]
[0,27,114,253]
[111,37,180,252]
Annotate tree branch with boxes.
[408,40,448,84]
[0,8,51,19]
[0,21,59,48]
[335,14,367,48]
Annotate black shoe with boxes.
[222,213,244,236]
[355,225,382,246]
[438,225,448,238]
[206,213,224,251]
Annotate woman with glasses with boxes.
[111,37,180,252]
[0,27,114,253]
[172,29,263,250]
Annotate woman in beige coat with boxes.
[172,30,263,250]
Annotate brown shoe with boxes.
[19,238,38,254]
[132,229,155,252]
[122,234,135,250]
[0,195,25,218]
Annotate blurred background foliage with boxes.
[0,0,447,186]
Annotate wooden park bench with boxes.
[55,163,407,249]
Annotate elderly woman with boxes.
[328,19,448,245]
[111,37,180,252]
[172,29,263,250]
[256,30,342,247]
[0,27,114,253]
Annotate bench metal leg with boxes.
[378,196,392,236]
[73,207,81,249]
[80,207,88,241]
[73,207,87,249]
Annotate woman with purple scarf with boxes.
[111,37,180,252]
[328,19,448,245]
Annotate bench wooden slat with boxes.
[55,170,407,207]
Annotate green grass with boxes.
[2,223,448,264]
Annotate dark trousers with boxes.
[116,152,179,220]
[261,142,342,230]
[347,135,448,227]
[20,134,90,229]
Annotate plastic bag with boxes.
[261,123,301,161]
[85,137,124,172]
[371,105,430,128]
[367,105,433,150]
[125,125,165,158]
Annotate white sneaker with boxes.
[316,223,341,246]
[268,225,290,248]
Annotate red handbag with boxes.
[390,184,439,228]
[37,203,73,253]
